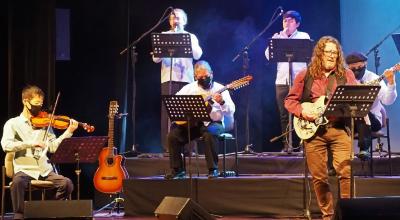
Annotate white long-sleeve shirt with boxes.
[359,69,397,125]
[1,114,73,179]
[153,30,203,84]
[265,30,310,85]
[176,81,235,130]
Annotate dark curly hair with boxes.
[308,36,346,79]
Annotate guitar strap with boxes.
[301,69,313,103]
[326,74,336,98]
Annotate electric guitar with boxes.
[175,75,253,125]
[93,101,128,194]
[293,63,400,140]
[293,96,328,140]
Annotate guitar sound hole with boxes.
[106,157,114,166]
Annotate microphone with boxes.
[116,113,128,119]
[282,27,288,35]
[278,7,284,16]
[170,6,175,16]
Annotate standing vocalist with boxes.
[265,10,310,153]
[152,8,203,153]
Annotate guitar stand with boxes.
[94,193,124,216]
[237,144,258,155]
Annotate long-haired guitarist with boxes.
[284,36,358,220]
[165,60,236,180]
[345,52,397,160]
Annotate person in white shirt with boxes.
[1,85,79,220]
[164,60,235,179]
[265,10,310,153]
[152,8,203,153]
[346,52,397,159]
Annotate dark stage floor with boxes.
[3,153,399,219]
[100,153,400,219]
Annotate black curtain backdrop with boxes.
[2,0,56,211]
[6,0,56,114]
[1,0,341,204]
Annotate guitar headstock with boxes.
[109,101,119,118]
[227,75,253,90]
[383,63,400,78]
[392,63,400,72]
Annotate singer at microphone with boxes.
[264,10,310,153]
[151,8,203,154]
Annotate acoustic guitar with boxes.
[175,75,253,125]
[93,101,128,194]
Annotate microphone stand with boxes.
[232,6,283,154]
[119,7,172,154]
[365,23,400,74]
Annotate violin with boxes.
[31,111,95,133]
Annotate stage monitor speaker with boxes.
[154,196,215,220]
[24,200,93,219]
[334,197,400,220]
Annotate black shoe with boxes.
[208,169,219,179]
[164,170,186,180]
[328,168,336,176]
[357,150,371,161]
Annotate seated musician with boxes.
[164,60,235,179]
[345,52,397,160]
[1,85,78,220]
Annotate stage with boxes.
[101,153,400,218]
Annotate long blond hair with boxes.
[308,36,346,79]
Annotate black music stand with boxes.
[51,136,108,200]
[151,33,192,93]
[151,33,193,144]
[268,38,314,151]
[162,95,211,197]
[392,33,400,56]
[324,85,380,198]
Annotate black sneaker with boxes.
[208,169,219,179]
[164,170,186,180]
[357,150,371,161]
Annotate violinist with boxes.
[1,85,78,220]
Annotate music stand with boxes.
[151,33,193,145]
[162,95,211,198]
[151,33,192,93]
[324,85,381,198]
[268,38,314,150]
[392,33,400,56]
[51,136,108,200]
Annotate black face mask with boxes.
[197,76,212,89]
[28,103,42,116]
[351,66,366,80]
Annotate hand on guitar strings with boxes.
[301,108,319,122]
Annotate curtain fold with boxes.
[7,0,55,115]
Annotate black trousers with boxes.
[355,112,382,151]
[161,81,188,152]
[10,171,73,219]
[276,84,301,148]
[166,122,224,171]
[275,85,290,140]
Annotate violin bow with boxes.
[43,91,61,141]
